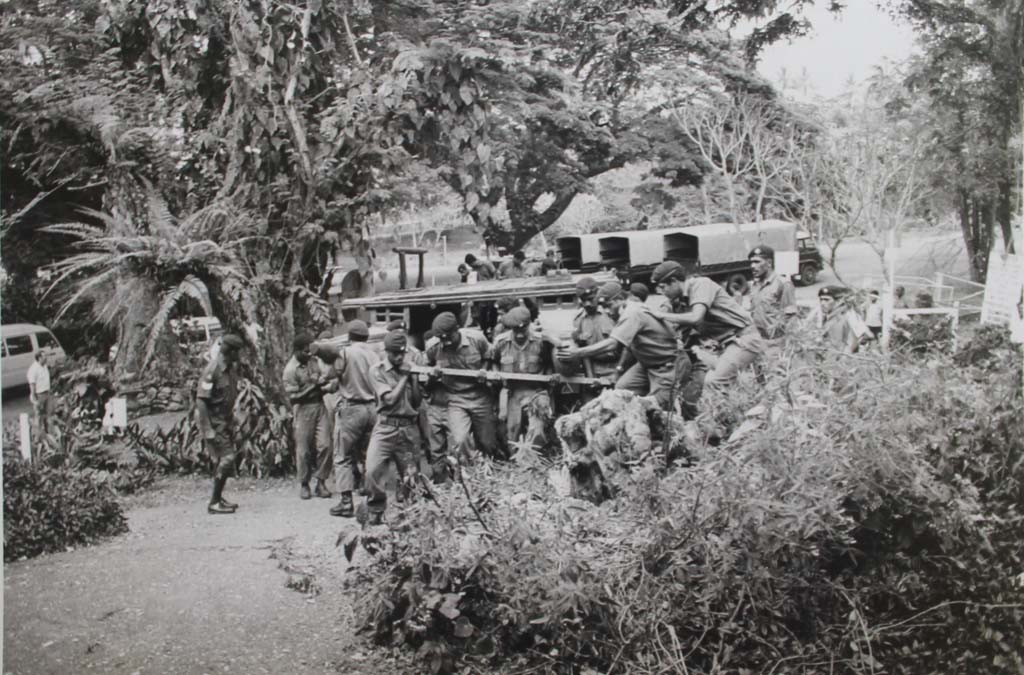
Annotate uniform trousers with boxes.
[333,400,376,494]
[448,393,500,461]
[365,418,423,514]
[293,401,332,486]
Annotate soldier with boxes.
[747,245,798,340]
[818,286,859,354]
[363,330,423,525]
[425,311,502,461]
[464,253,496,281]
[282,333,333,500]
[558,281,681,411]
[195,333,246,515]
[651,261,765,388]
[628,282,650,304]
[421,329,450,481]
[497,250,528,279]
[492,307,558,452]
[569,276,619,389]
[328,320,380,518]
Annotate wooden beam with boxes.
[408,364,609,387]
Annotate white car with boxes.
[1,324,68,389]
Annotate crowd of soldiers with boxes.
[194,244,872,520]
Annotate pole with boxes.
[19,413,31,462]
[882,229,897,351]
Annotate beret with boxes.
[385,319,407,332]
[651,260,685,285]
[432,311,459,334]
[629,282,649,300]
[818,286,840,298]
[748,245,775,260]
[383,330,407,353]
[501,306,533,329]
[347,320,369,338]
[495,296,518,312]
[221,334,245,350]
[575,276,599,297]
[596,281,625,301]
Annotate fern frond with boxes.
[145,187,179,243]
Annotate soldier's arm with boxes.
[283,363,317,403]
[195,369,217,438]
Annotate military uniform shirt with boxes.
[474,261,497,280]
[196,355,238,427]
[497,260,526,279]
[610,302,677,367]
[572,310,618,364]
[282,356,325,404]
[492,333,547,375]
[682,276,753,342]
[334,342,380,401]
[372,360,418,418]
[424,328,491,397]
[749,273,797,339]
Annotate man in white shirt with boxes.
[27,352,52,435]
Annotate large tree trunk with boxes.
[112,277,189,385]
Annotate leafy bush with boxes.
[344,338,1024,674]
[3,457,128,561]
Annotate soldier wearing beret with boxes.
[492,307,559,452]
[818,286,859,354]
[747,245,798,340]
[196,333,246,514]
[570,277,619,385]
[424,311,501,461]
[282,332,334,500]
[651,261,764,389]
[363,330,423,525]
[559,281,681,410]
[328,319,380,517]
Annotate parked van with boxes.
[1,324,68,389]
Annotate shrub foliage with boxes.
[3,458,128,562]
[345,328,1024,674]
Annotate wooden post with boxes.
[397,253,408,290]
[415,251,425,289]
[19,413,31,462]
[882,230,897,351]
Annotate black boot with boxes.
[329,492,354,517]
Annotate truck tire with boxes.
[798,263,818,286]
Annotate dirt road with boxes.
[3,478,410,675]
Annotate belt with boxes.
[380,416,417,427]
[343,398,375,404]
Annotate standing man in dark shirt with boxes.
[282,333,333,500]
[464,253,496,281]
[363,330,423,525]
[425,312,501,461]
[328,320,380,517]
[196,333,246,514]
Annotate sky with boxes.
[754,2,918,100]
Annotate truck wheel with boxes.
[799,263,818,286]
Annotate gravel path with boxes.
[3,477,411,675]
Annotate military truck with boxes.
[557,219,823,286]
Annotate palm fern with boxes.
[43,189,259,374]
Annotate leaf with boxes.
[476,143,491,163]
[339,533,359,562]
[453,616,475,638]
[465,191,479,211]
[439,593,461,620]
[459,83,474,106]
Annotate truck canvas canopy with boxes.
[664,220,797,270]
